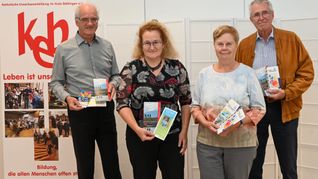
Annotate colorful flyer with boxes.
[154,107,178,140]
[141,102,161,132]
[78,90,92,107]
[214,99,240,126]
[78,90,106,108]
[217,107,245,134]
[213,99,245,134]
[255,66,281,96]
[255,67,269,95]
[266,66,281,90]
[93,78,109,102]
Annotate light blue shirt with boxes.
[253,30,277,69]
[193,64,265,110]
[192,63,266,147]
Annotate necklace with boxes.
[144,59,163,71]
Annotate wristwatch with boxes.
[239,120,243,127]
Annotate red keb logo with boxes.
[18,12,69,68]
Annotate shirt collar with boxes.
[256,28,274,41]
[75,31,99,46]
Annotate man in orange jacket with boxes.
[236,0,314,179]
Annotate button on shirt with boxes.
[50,32,120,101]
[252,30,277,69]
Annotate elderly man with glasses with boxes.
[50,3,122,179]
[236,0,314,179]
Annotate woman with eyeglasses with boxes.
[116,19,192,179]
[191,25,266,179]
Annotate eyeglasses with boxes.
[251,10,272,20]
[142,40,162,49]
[77,17,99,23]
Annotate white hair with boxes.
[74,2,99,19]
[249,0,274,17]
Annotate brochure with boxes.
[214,99,245,134]
[140,102,161,132]
[93,78,109,102]
[78,90,92,107]
[154,107,178,140]
[266,66,281,90]
[78,90,106,108]
[255,66,281,96]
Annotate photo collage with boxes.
[4,82,69,161]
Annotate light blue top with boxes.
[50,33,120,102]
[192,63,265,147]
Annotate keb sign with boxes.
[18,12,69,68]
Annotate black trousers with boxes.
[68,101,122,179]
[126,127,184,179]
[249,101,298,179]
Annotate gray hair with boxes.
[74,2,99,19]
[249,0,274,17]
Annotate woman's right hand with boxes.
[191,106,219,133]
[136,127,155,141]
[118,107,155,141]
[202,120,219,133]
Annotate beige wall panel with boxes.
[166,21,186,64]
[234,19,256,39]
[190,22,212,41]
[303,40,318,59]
[303,85,318,103]
[190,62,213,83]
[300,104,318,125]
[264,144,276,164]
[299,167,318,179]
[280,19,318,39]
[300,124,318,146]
[190,43,211,62]
[263,164,277,179]
[300,146,318,169]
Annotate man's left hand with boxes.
[108,83,116,100]
[266,88,285,102]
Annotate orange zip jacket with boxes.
[236,27,314,123]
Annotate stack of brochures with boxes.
[141,102,178,140]
[255,66,281,96]
[78,79,109,107]
[141,102,161,133]
[214,99,245,134]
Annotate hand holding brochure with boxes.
[77,79,109,107]
[255,66,281,96]
[214,99,245,134]
[154,107,178,140]
[93,78,109,102]
[266,66,280,89]
[140,102,161,133]
[78,90,92,107]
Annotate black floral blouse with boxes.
[116,59,192,134]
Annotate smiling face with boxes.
[214,33,237,61]
[142,30,164,61]
[75,4,98,42]
[250,2,274,36]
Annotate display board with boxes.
[0,1,81,178]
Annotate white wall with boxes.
[145,0,245,21]
[145,0,318,20]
